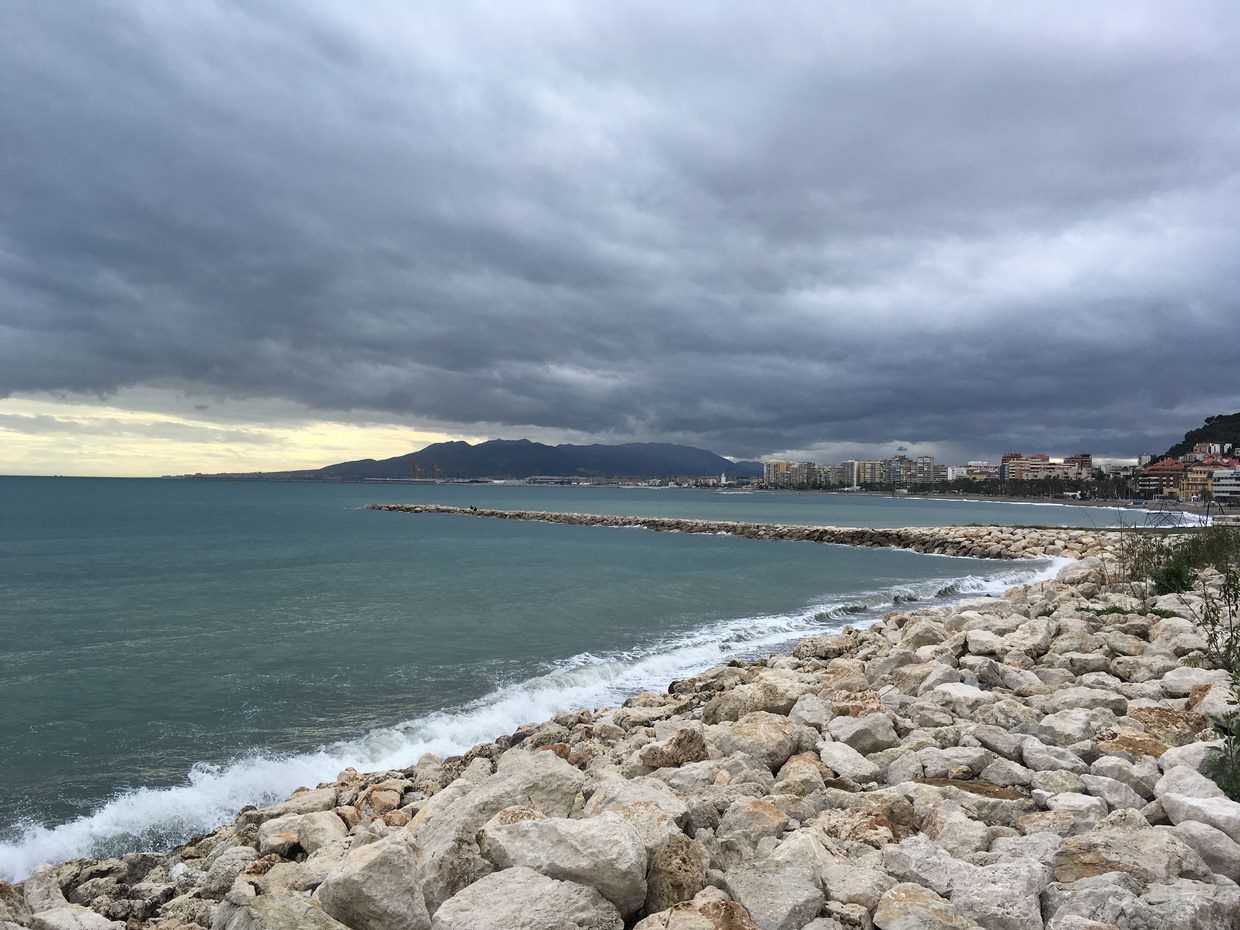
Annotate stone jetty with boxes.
[3,518,1239,930]
[366,504,1126,561]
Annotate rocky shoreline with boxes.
[3,521,1239,930]
[365,504,1128,561]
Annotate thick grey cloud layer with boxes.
[2,1,1238,460]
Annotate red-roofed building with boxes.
[1136,458,1186,497]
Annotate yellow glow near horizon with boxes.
[0,396,474,477]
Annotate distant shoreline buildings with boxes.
[757,442,1240,505]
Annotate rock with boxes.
[1142,877,1240,929]
[1047,688,1127,716]
[819,741,879,783]
[1078,775,1145,811]
[640,726,709,769]
[416,750,587,913]
[1053,827,1214,884]
[703,673,811,723]
[297,812,347,854]
[479,812,648,915]
[1042,872,1152,929]
[202,847,259,899]
[1128,706,1210,747]
[966,629,1004,655]
[722,856,823,930]
[827,713,899,755]
[716,799,789,848]
[1044,794,1108,834]
[27,905,123,930]
[1169,820,1240,883]
[257,814,304,857]
[879,834,956,897]
[1155,765,1225,800]
[1088,756,1158,800]
[430,866,622,930]
[633,897,761,930]
[949,858,1049,930]
[1022,740,1088,774]
[871,882,972,930]
[314,834,430,930]
[240,787,337,826]
[788,693,833,730]
[1159,666,1230,698]
[922,804,990,857]
[704,713,815,772]
[1158,740,1225,774]
[585,778,689,826]
[214,891,350,930]
[644,834,707,914]
[23,865,68,913]
[1161,792,1240,843]
[925,682,999,716]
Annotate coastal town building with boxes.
[1213,469,1240,502]
[1136,458,1186,497]
[763,460,792,486]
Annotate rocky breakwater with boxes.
[366,504,1124,561]
[5,558,1240,929]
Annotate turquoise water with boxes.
[0,477,1095,878]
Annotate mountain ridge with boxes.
[215,439,763,480]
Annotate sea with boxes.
[0,477,1172,880]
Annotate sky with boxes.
[2,2,1238,477]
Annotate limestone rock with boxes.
[314,834,430,930]
[213,891,350,930]
[819,741,879,783]
[704,713,816,772]
[949,858,1049,930]
[644,834,707,914]
[479,811,648,915]
[202,847,259,900]
[871,883,972,930]
[1169,820,1240,882]
[1053,826,1213,884]
[640,726,709,769]
[633,897,761,930]
[722,856,823,930]
[430,867,622,930]
[1161,792,1240,843]
[827,713,899,755]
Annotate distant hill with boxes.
[248,439,762,481]
[1161,412,1240,460]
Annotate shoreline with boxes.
[3,522,1238,930]
[366,503,1125,561]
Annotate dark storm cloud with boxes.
[2,1,1238,460]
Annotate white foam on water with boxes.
[0,557,1065,881]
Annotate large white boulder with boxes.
[430,867,622,930]
[479,811,648,915]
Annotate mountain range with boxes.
[242,439,762,481]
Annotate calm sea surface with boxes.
[0,477,1140,878]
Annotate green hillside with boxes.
[1162,412,1240,459]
